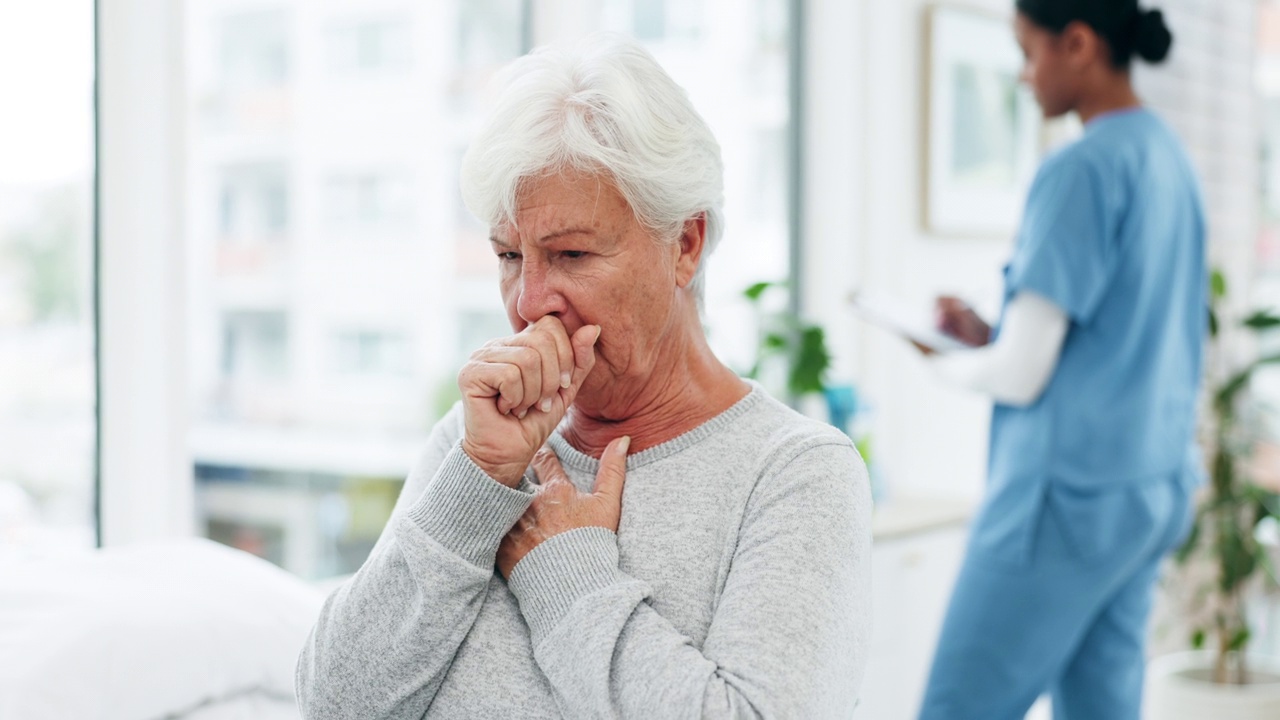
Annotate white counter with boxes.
[872,494,975,541]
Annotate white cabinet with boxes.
[858,502,969,719]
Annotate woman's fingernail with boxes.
[540,398,553,413]
[561,372,572,389]
[618,436,631,455]
[592,325,602,343]
[518,408,528,420]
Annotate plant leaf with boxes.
[1209,307,1219,338]
[1211,269,1227,300]
[1216,369,1254,415]
[1191,628,1206,649]
[788,325,830,396]
[1243,310,1280,330]
[1175,513,1201,564]
[744,281,774,302]
[1228,627,1251,652]
[1218,526,1258,594]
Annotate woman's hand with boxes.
[935,296,992,348]
[496,436,630,578]
[459,317,601,487]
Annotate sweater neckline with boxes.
[546,381,766,473]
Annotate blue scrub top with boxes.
[989,108,1207,496]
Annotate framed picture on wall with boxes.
[924,5,1041,238]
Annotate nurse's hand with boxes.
[459,318,601,488]
[935,296,992,347]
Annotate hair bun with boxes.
[1134,9,1173,63]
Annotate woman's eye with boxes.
[498,252,520,261]
[561,251,586,259]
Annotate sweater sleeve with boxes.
[505,440,873,719]
[295,404,536,720]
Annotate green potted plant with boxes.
[1148,270,1280,719]
[741,280,831,398]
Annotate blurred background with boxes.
[2,0,1279,717]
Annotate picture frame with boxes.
[923,4,1042,238]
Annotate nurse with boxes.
[916,1,1206,719]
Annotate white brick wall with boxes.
[1135,0,1258,304]
[1135,0,1269,660]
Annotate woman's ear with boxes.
[674,214,707,289]
[1062,20,1104,71]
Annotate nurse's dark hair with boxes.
[1015,0,1173,68]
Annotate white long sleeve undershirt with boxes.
[927,291,1069,407]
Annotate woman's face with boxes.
[490,171,700,404]
[1014,12,1080,118]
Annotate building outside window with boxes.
[332,329,411,377]
[326,18,412,76]
[323,172,414,236]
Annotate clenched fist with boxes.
[458,316,601,487]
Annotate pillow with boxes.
[0,538,326,720]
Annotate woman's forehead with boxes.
[494,172,635,242]
[519,171,626,212]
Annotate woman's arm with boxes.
[505,439,873,719]
[295,406,534,720]
[297,317,599,719]
[928,291,1069,407]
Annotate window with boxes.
[0,0,96,551]
[187,0,526,579]
[601,0,705,43]
[326,18,412,76]
[323,172,413,235]
[220,10,290,90]
[221,310,289,381]
[219,163,289,241]
[332,329,411,377]
[185,0,792,579]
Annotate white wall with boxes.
[99,0,194,544]
[807,0,1015,502]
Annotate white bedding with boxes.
[0,538,325,720]
[168,691,301,720]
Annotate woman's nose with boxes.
[515,262,567,323]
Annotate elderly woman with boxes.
[296,34,872,719]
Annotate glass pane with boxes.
[594,0,792,375]
[0,0,97,552]
[185,0,523,579]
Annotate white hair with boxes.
[459,33,725,305]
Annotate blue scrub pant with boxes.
[918,473,1195,720]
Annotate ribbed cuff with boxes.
[506,526,628,645]
[404,443,534,568]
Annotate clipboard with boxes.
[849,291,970,353]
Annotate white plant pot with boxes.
[1146,651,1280,720]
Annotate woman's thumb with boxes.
[592,435,630,501]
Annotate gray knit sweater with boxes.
[296,384,872,719]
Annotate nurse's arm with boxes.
[926,291,1068,406]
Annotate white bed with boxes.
[0,538,327,720]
